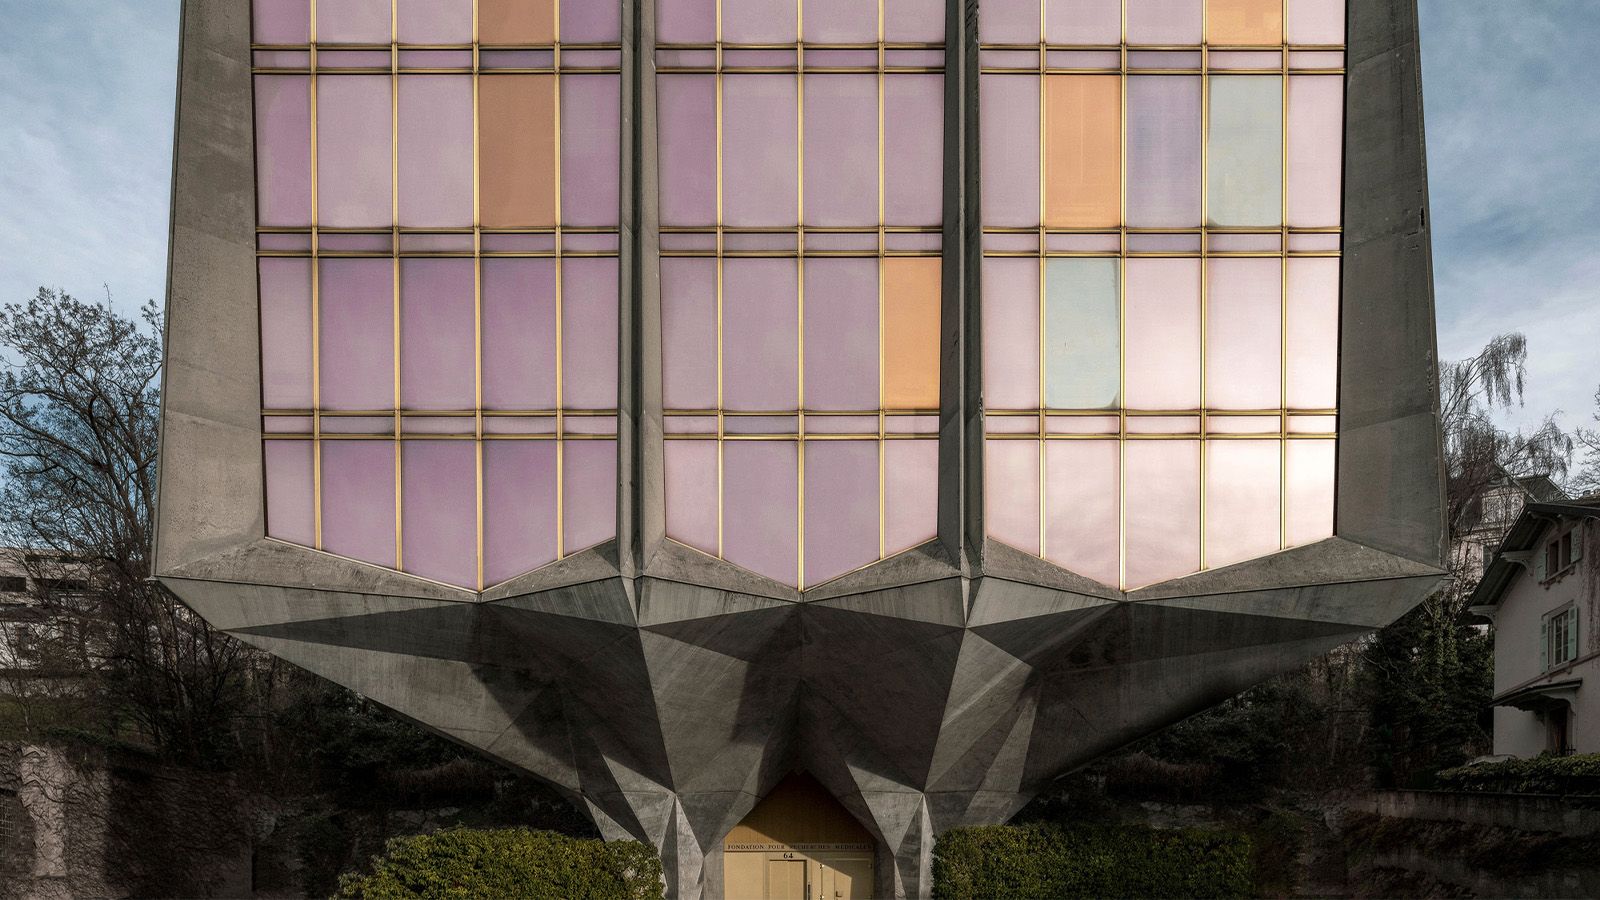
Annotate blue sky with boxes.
[0,0,1594,434]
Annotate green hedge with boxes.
[1435,753,1600,795]
[932,823,1253,900]
[334,827,663,900]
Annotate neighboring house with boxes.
[1471,498,1600,757]
[1452,474,1567,594]
[0,549,94,691]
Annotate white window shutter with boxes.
[1574,525,1586,562]
[1541,617,1549,671]
[1569,609,1579,661]
[1535,544,1548,582]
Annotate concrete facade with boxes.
[156,1,1446,897]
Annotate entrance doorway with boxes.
[723,773,877,900]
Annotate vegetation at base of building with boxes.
[931,823,1254,900]
[1435,753,1600,795]
[332,828,664,900]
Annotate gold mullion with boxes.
[473,0,484,589]
[877,0,886,563]
[1117,0,1128,591]
[1199,0,1209,573]
[1280,0,1291,552]
[1037,0,1047,560]
[715,0,726,561]
[553,2,566,565]
[392,0,403,571]
[310,0,323,551]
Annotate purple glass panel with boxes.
[1045,440,1119,587]
[397,0,472,43]
[804,441,880,585]
[1127,76,1202,227]
[885,74,944,226]
[1046,0,1122,44]
[564,440,617,552]
[1286,439,1335,546]
[804,0,878,42]
[723,259,799,411]
[402,440,477,588]
[1287,75,1344,228]
[1205,439,1281,569]
[1285,258,1340,409]
[805,75,878,228]
[981,0,1038,43]
[259,259,314,409]
[1124,440,1200,589]
[398,76,474,228]
[980,75,1040,228]
[1127,0,1203,44]
[723,0,795,43]
[254,0,311,44]
[724,76,799,228]
[723,441,799,585]
[885,0,945,42]
[317,0,390,43]
[657,0,716,43]
[562,258,620,410]
[321,440,397,566]
[657,75,716,228]
[264,440,315,546]
[661,259,718,409]
[561,0,620,42]
[885,439,938,554]
[804,260,879,411]
[483,258,558,410]
[317,75,392,228]
[254,75,312,228]
[1287,0,1345,44]
[483,441,558,583]
[1206,258,1282,410]
[561,75,622,228]
[401,259,475,409]
[1125,258,1200,410]
[665,440,719,554]
[986,439,1040,555]
[982,259,1041,410]
[319,259,394,410]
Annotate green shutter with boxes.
[1541,617,1549,671]
[1569,609,1580,662]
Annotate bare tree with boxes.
[1570,386,1600,498]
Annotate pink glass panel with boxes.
[402,440,477,588]
[723,259,799,411]
[723,441,800,585]
[562,75,622,228]
[665,440,719,555]
[885,0,945,42]
[804,259,879,411]
[723,0,795,43]
[1205,439,1281,569]
[661,259,718,409]
[1287,0,1345,44]
[981,75,1040,228]
[1046,0,1122,44]
[254,0,311,44]
[483,441,558,583]
[1286,439,1335,545]
[397,0,472,43]
[264,440,315,546]
[1125,258,1201,410]
[398,76,474,228]
[259,258,314,409]
[561,0,621,42]
[1127,76,1202,227]
[982,259,1041,410]
[482,258,558,410]
[986,439,1040,555]
[804,441,880,585]
[1127,0,1203,44]
[1045,440,1119,587]
[1285,258,1340,409]
[562,258,619,410]
[805,0,878,42]
[805,75,878,228]
[658,76,716,227]
[1287,75,1344,229]
[724,76,799,227]
[317,75,392,228]
[321,440,396,566]
[319,259,394,410]
[401,259,475,409]
[657,0,716,43]
[885,74,944,226]
[254,75,312,228]
[1124,440,1200,589]
[564,440,617,552]
[981,0,1038,43]
[885,439,938,554]
[1206,258,1282,410]
[317,0,390,43]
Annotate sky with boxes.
[0,0,1593,434]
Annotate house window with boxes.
[1543,605,1579,671]
[0,576,24,593]
[1543,529,1579,581]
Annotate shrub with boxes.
[932,823,1254,900]
[334,827,663,900]
[1435,753,1600,795]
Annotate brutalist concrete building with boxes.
[156,0,1445,896]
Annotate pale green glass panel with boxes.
[1044,258,1119,410]
[1207,76,1282,227]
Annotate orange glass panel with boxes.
[479,75,557,228]
[1044,75,1121,229]
[480,0,555,45]
[1206,0,1283,45]
[883,257,941,409]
